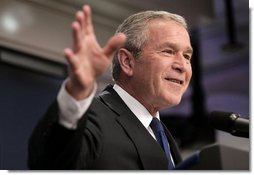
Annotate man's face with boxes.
[131,20,192,111]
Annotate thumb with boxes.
[103,33,126,58]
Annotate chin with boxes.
[165,96,182,108]
[162,98,181,109]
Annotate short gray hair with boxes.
[111,10,188,81]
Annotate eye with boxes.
[162,49,174,55]
[184,54,192,62]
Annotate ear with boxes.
[117,48,135,77]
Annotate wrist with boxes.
[65,77,95,100]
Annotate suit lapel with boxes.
[99,85,168,170]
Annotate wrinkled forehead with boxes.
[145,19,191,47]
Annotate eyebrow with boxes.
[159,42,193,54]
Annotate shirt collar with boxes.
[113,84,160,129]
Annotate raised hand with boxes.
[64,5,126,100]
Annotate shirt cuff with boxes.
[57,79,97,129]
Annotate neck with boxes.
[115,81,159,116]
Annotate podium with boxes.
[175,143,249,170]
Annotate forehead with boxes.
[146,19,191,48]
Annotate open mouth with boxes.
[165,78,183,85]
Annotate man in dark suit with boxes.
[28,4,193,170]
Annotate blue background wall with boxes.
[0,63,64,169]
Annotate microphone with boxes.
[209,111,249,138]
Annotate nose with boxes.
[172,53,187,73]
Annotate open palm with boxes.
[64,5,126,100]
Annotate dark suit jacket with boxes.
[28,85,182,170]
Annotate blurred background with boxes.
[0,0,249,169]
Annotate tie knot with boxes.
[150,117,164,132]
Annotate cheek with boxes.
[187,67,192,84]
[136,62,159,81]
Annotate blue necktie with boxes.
[150,117,175,169]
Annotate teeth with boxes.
[171,79,180,84]
[165,78,182,85]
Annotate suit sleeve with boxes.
[28,99,103,170]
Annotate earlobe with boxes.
[118,48,134,76]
